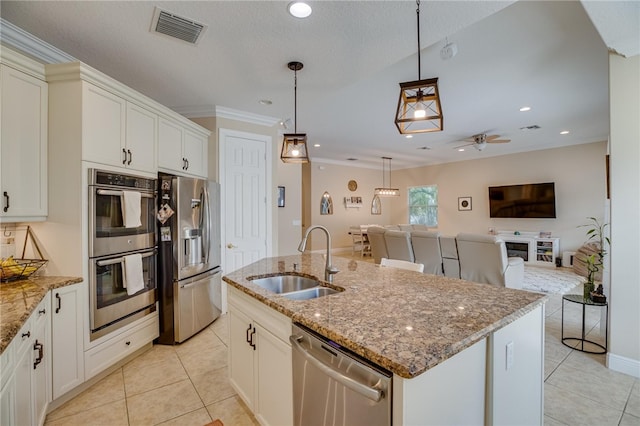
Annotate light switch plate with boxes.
[506,341,514,370]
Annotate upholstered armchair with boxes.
[410,231,443,275]
[366,226,388,265]
[456,233,524,289]
[384,230,415,262]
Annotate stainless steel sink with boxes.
[251,275,320,294]
[249,274,342,300]
[282,287,340,300]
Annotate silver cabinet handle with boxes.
[289,334,383,402]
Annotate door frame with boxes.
[218,128,273,279]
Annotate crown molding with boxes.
[215,106,280,127]
[0,18,75,64]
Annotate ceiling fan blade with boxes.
[487,139,511,144]
[485,134,501,141]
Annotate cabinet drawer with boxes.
[31,293,50,332]
[228,286,291,343]
[84,313,158,380]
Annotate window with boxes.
[408,185,438,226]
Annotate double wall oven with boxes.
[88,169,157,341]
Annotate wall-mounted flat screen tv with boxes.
[488,182,556,218]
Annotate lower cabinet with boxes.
[51,282,85,399]
[228,286,293,426]
[0,292,51,426]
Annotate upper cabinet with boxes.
[158,117,208,179]
[82,84,157,174]
[0,53,48,222]
[46,61,209,177]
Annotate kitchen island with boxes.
[223,254,547,425]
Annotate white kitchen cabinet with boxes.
[51,283,85,399]
[228,286,293,426]
[0,62,48,222]
[82,83,157,174]
[158,117,208,178]
[0,293,51,426]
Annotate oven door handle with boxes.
[96,189,155,199]
[96,249,156,266]
[289,334,383,402]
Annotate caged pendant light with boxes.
[280,61,310,163]
[374,157,400,197]
[394,0,443,135]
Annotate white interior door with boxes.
[220,129,271,277]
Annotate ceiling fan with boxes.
[453,134,511,151]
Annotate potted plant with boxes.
[579,217,609,301]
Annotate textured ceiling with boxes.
[1,1,635,169]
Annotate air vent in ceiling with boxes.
[150,7,207,44]
[520,125,541,131]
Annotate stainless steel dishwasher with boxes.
[290,323,392,426]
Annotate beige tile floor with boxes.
[46,255,639,425]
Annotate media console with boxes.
[497,233,559,267]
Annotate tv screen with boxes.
[488,182,556,218]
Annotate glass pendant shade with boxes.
[395,78,443,134]
[374,157,400,197]
[281,133,309,163]
[281,61,310,163]
[394,0,443,135]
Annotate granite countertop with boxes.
[223,254,547,379]
[0,276,83,354]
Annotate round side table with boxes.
[561,294,608,354]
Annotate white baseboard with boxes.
[607,352,640,378]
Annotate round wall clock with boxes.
[347,180,358,192]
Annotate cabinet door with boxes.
[82,83,126,167]
[183,130,207,178]
[51,283,85,399]
[125,102,157,173]
[0,375,16,426]
[228,305,255,410]
[31,303,50,426]
[255,324,293,426]
[158,118,184,172]
[14,341,32,426]
[0,64,48,219]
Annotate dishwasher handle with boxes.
[290,334,383,402]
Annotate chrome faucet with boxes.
[298,225,339,283]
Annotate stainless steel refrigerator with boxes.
[157,173,222,344]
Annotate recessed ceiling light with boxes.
[519,106,531,112]
[405,135,413,139]
[313,143,320,147]
[259,99,272,105]
[560,130,570,135]
[288,2,312,18]
[458,148,465,152]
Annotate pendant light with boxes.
[374,157,399,197]
[394,0,443,135]
[281,61,310,163]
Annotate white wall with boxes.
[390,141,607,253]
[308,161,391,251]
[608,53,640,377]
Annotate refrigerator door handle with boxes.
[202,185,211,265]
